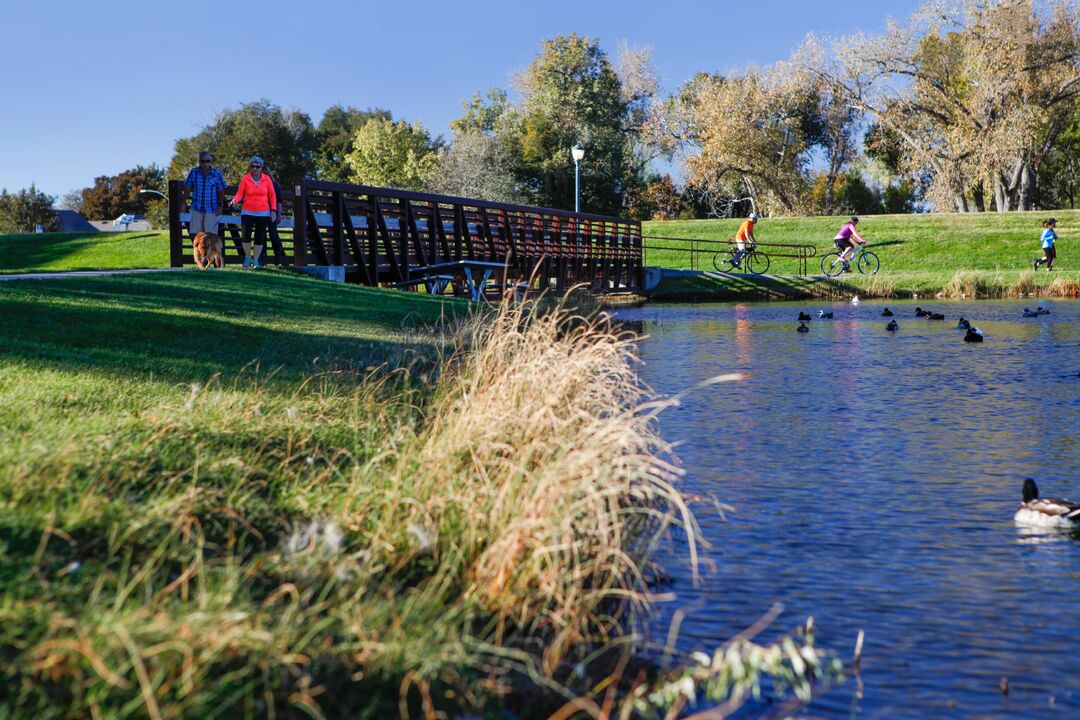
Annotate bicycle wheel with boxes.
[712,251,736,272]
[857,251,880,275]
[820,252,845,277]
[744,250,770,275]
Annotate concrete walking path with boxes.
[0,268,189,282]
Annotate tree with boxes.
[315,105,392,182]
[58,190,84,213]
[427,132,526,203]
[625,174,689,220]
[1039,103,1080,209]
[80,165,166,220]
[0,185,59,234]
[660,69,818,215]
[344,118,441,190]
[514,34,644,215]
[814,1,1080,212]
[167,100,317,185]
[431,89,527,202]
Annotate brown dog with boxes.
[192,232,225,269]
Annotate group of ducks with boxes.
[1022,306,1052,317]
[795,305,985,342]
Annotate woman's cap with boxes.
[249,155,264,166]
[1047,217,1057,225]
[749,212,760,220]
[850,216,859,223]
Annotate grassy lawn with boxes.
[0,231,170,273]
[643,210,1080,299]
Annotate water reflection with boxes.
[619,299,1080,718]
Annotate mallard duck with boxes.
[881,308,894,317]
[1015,479,1080,527]
[798,311,812,322]
[1023,308,1040,318]
[797,322,810,333]
[818,310,834,319]
[964,327,984,342]
[915,307,929,317]
[886,320,899,332]
[957,318,971,329]
[927,312,945,321]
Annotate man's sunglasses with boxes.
[200,159,212,163]
[250,164,262,169]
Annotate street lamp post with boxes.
[571,144,585,213]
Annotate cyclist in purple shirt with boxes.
[833,217,866,273]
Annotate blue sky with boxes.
[2,0,924,200]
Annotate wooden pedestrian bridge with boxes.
[167,179,643,297]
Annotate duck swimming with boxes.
[957,318,971,329]
[914,307,929,317]
[1036,306,1050,315]
[818,310,834,319]
[797,322,810,333]
[881,308,894,317]
[1015,479,1080,527]
[886,320,899,332]
[963,327,984,342]
[927,312,945,321]
[798,311,812,322]
[851,296,861,305]
[1023,308,1040,317]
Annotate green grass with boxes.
[0,231,170,273]
[643,210,1080,299]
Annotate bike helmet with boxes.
[749,212,760,220]
[850,216,859,224]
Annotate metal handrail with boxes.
[642,235,818,275]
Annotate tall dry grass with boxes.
[942,269,1000,298]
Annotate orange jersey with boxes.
[736,219,755,241]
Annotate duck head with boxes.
[1023,478,1039,503]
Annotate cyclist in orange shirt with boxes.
[731,212,759,269]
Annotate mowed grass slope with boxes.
[0,231,170,273]
[643,210,1080,298]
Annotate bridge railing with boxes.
[642,235,818,275]
[168,179,642,293]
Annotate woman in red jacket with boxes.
[230,155,277,268]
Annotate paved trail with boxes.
[0,268,188,281]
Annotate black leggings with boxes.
[241,215,269,248]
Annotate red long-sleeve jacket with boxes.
[233,173,277,213]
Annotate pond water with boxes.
[618,299,1080,719]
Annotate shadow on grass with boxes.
[0,271,462,385]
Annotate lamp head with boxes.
[571,144,585,162]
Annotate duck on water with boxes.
[1015,479,1080,527]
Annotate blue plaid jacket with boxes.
[184,166,228,213]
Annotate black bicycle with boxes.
[820,242,880,277]
[712,244,771,274]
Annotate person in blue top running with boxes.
[1033,218,1058,271]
